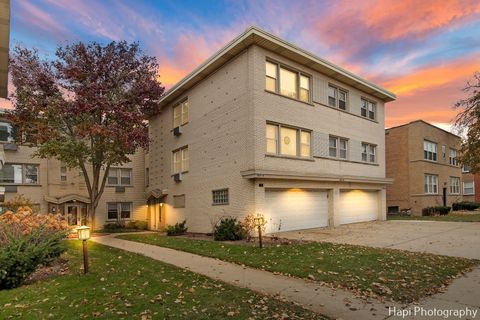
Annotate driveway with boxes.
[277,220,480,259]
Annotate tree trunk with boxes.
[87,204,96,231]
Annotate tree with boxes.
[9,42,164,229]
[455,72,480,174]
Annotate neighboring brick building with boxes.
[385,120,463,215]
[147,26,396,233]
[462,166,479,202]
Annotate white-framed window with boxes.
[463,181,475,195]
[449,149,458,166]
[107,202,132,220]
[172,147,189,174]
[173,99,189,128]
[265,123,311,158]
[265,60,311,103]
[424,140,438,161]
[424,174,438,194]
[328,85,347,110]
[0,163,39,184]
[450,177,460,194]
[361,143,376,163]
[108,168,132,186]
[462,165,471,173]
[212,188,229,205]
[329,136,348,159]
[0,121,15,142]
[361,98,376,120]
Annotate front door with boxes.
[443,187,447,207]
[66,205,81,226]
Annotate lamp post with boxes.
[253,214,266,248]
[77,226,91,274]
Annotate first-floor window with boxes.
[361,143,376,163]
[107,202,132,220]
[463,181,475,195]
[212,188,229,205]
[266,123,311,158]
[172,147,189,174]
[425,174,438,194]
[0,163,39,184]
[450,177,460,194]
[329,136,348,159]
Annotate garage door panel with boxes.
[339,190,378,225]
[265,189,328,233]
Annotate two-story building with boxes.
[146,27,396,233]
[385,120,463,215]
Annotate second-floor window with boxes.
[463,181,475,195]
[424,140,437,161]
[0,121,15,142]
[449,149,458,166]
[265,61,310,103]
[108,168,132,186]
[60,164,67,182]
[173,99,189,128]
[266,123,311,158]
[328,85,347,110]
[329,136,348,159]
[361,143,376,163]
[173,147,189,174]
[462,165,471,173]
[425,174,438,194]
[0,163,39,184]
[450,177,460,194]
[361,99,376,120]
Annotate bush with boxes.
[0,208,70,289]
[165,220,188,236]
[126,220,148,230]
[102,222,125,230]
[452,202,480,211]
[422,206,451,216]
[214,217,248,241]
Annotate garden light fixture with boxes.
[76,226,90,274]
[253,214,266,248]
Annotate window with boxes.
[328,85,347,110]
[449,149,458,166]
[265,61,310,102]
[361,99,376,120]
[423,140,437,161]
[424,174,438,194]
[463,181,475,195]
[173,194,186,208]
[107,202,132,220]
[172,147,189,174]
[329,136,348,159]
[450,177,460,194]
[173,99,189,128]
[0,163,39,184]
[361,143,376,163]
[442,145,446,159]
[60,164,67,182]
[108,168,132,186]
[266,123,311,158]
[0,121,14,142]
[212,188,229,205]
[462,165,471,173]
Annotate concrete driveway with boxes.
[277,220,480,259]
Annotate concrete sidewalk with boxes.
[91,234,397,320]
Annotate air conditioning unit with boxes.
[173,126,182,136]
[173,173,182,182]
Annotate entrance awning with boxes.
[145,188,168,200]
[45,194,90,204]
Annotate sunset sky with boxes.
[2,0,480,129]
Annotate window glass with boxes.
[0,164,22,183]
[107,203,118,220]
[328,86,336,107]
[108,168,118,185]
[0,122,14,142]
[300,131,310,157]
[339,139,347,159]
[266,124,278,154]
[266,61,277,92]
[173,105,182,128]
[299,75,309,102]
[361,143,368,161]
[280,127,297,156]
[212,189,229,205]
[182,148,189,172]
[173,150,181,173]
[339,90,347,110]
[24,165,38,184]
[369,145,376,162]
[450,177,460,194]
[329,137,337,157]
[279,67,297,98]
[368,102,376,119]
[464,181,475,195]
[120,203,131,219]
[361,99,367,117]
[120,169,131,185]
[181,100,189,124]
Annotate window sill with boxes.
[264,90,314,106]
[106,185,133,188]
[170,171,189,177]
[212,203,229,206]
[311,101,379,124]
[266,154,315,162]
[170,122,189,132]
[105,219,132,222]
[313,155,379,166]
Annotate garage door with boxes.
[338,190,379,224]
[265,189,329,233]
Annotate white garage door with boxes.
[339,190,379,225]
[265,189,329,233]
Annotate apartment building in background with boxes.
[146,27,396,233]
[386,120,463,215]
[462,165,479,202]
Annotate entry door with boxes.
[148,201,162,230]
[66,205,81,226]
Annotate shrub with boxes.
[103,222,125,230]
[1,195,36,214]
[0,208,70,289]
[165,220,188,236]
[126,220,148,230]
[422,206,451,216]
[214,217,248,241]
[452,202,480,211]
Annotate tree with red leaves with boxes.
[9,41,164,229]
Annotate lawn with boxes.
[388,213,480,222]
[0,241,327,320]
[118,234,478,303]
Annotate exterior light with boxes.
[253,214,266,248]
[76,226,91,274]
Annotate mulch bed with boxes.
[24,258,70,285]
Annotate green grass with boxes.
[118,234,478,303]
[388,213,480,222]
[0,241,327,320]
